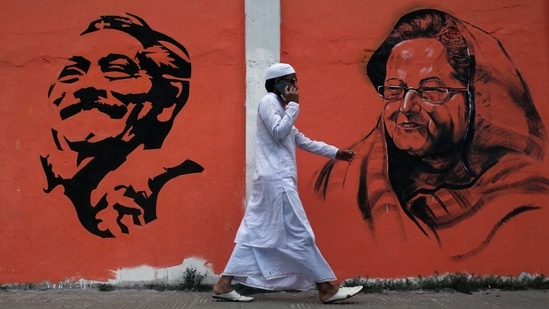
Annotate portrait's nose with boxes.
[67,69,111,102]
[68,66,110,94]
[399,90,421,115]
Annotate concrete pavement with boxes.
[1,288,548,308]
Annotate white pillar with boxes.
[244,0,280,203]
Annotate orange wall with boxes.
[0,0,548,284]
[282,0,549,279]
[0,0,245,283]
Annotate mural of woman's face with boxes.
[48,29,153,146]
[382,38,468,157]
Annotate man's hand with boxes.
[336,149,356,162]
[282,85,299,104]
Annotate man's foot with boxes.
[322,286,364,304]
[212,290,254,302]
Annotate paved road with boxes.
[1,289,548,308]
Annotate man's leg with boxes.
[316,281,339,302]
[316,281,364,303]
[213,275,235,294]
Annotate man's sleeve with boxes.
[258,99,300,141]
[294,128,338,159]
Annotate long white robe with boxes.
[223,93,338,290]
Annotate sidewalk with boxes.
[0,289,548,308]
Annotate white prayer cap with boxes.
[265,63,295,80]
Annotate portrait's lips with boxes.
[397,122,425,131]
[59,101,128,120]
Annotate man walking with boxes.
[213,63,363,304]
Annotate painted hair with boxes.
[82,13,191,80]
[367,9,471,88]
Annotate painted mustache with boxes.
[60,99,128,120]
[56,88,129,120]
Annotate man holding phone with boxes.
[274,73,299,106]
[213,63,362,304]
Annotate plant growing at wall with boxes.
[97,283,115,292]
[180,267,206,291]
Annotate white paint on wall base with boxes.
[109,257,218,285]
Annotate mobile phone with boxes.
[275,80,288,95]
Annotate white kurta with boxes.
[223,92,338,290]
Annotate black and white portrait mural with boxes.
[40,13,204,238]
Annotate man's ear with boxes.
[162,75,189,99]
[169,80,184,98]
[157,78,189,122]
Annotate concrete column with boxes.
[244,0,280,202]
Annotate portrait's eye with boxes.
[383,85,404,99]
[419,86,447,102]
[100,55,140,81]
[57,66,85,84]
[387,85,403,93]
[57,56,90,84]
[421,86,446,93]
[419,80,449,102]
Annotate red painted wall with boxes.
[282,0,549,279]
[0,0,548,284]
[0,0,245,283]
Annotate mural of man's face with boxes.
[48,29,154,148]
[40,17,199,238]
[382,38,468,157]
